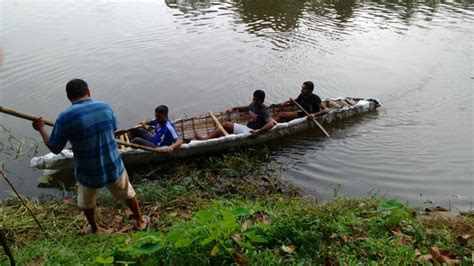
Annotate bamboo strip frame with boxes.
[209,112,229,136]
[180,120,185,141]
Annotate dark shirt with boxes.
[296,93,322,113]
[246,103,270,130]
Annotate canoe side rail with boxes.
[121,97,359,142]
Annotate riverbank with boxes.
[1,150,472,265]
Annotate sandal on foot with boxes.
[136,215,150,231]
[80,225,97,235]
[80,225,113,235]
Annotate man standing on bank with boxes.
[32,79,148,234]
[274,81,329,122]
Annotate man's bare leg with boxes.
[126,196,147,230]
[83,208,98,233]
[195,122,234,140]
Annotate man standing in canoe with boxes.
[32,79,148,234]
[128,105,183,154]
[274,81,329,122]
[195,90,274,140]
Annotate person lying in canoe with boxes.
[129,105,183,154]
[274,81,329,122]
[195,90,274,140]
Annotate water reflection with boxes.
[236,0,306,33]
[165,0,213,13]
[164,0,472,49]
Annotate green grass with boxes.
[1,149,473,265]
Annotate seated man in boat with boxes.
[195,90,274,140]
[274,81,329,122]
[129,105,183,154]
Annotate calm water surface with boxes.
[1,0,473,210]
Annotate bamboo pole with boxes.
[0,106,55,126]
[0,170,47,237]
[114,124,142,137]
[209,112,229,136]
[0,106,167,154]
[124,132,130,143]
[115,139,167,153]
[289,98,329,137]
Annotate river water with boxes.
[0,0,472,210]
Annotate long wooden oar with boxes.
[114,124,143,137]
[0,106,167,153]
[290,98,330,137]
[209,112,229,136]
[0,106,55,126]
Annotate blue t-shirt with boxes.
[48,99,124,188]
[150,118,179,146]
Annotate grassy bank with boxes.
[1,149,473,265]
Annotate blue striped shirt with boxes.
[150,118,179,146]
[48,98,124,188]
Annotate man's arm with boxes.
[311,102,329,117]
[32,117,64,154]
[228,105,249,113]
[141,119,153,126]
[250,118,274,138]
[166,139,183,154]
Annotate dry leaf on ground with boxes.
[62,198,74,206]
[281,244,296,253]
[117,224,134,233]
[234,251,247,266]
[241,220,252,232]
[125,208,133,217]
[181,211,191,219]
[232,234,242,243]
[26,257,45,266]
[430,247,461,265]
[256,212,270,225]
[390,229,413,245]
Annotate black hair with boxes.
[303,81,314,92]
[66,79,89,99]
[155,105,169,115]
[253,90,265,102]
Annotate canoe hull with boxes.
[30,98,380,170]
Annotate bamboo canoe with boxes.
[30,97,380,170]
